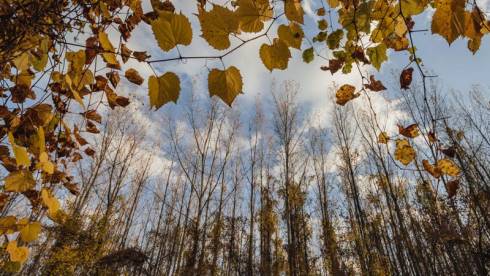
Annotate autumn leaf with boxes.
[236,0,272,33]
[20,221,41,243]
[36,152,55,174]
[445,179,460,198]
[423,159,442,178]
[8,133,30,167]
[260,39,291,71]
[125,68,144,85]
[378,132,389,144]
[98,32,119,67]
[364,75,386,91]
[285,0,304,24]
[400,67,413,89]
[277,23,304,49]
[437,158,461,177]
[336,84,359,106]
[394,139,416,166]
[41,188,61,218]
[431,0,465,45]
[198,4,239,50]
[151,11,192,51]
[398,123,419,138]
[6,241,29,264]
[208,66,243,106]
[148,72,180,110]
[4,170,36,192]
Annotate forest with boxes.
[0,0,490,275]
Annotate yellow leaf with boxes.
[335,84,359,106]
[98,32,119,66]
[31,37,49,72]
[151,11,192,51]
[13,53,30,71]
[36,152,54,174]
[437,158,461,177]
[285,0,304,24]
[8,133,30,167]
[6,241,29,264]
[236,0,272,33]
[208,66,243,106]
[259,39,291,71]
[41,188,60,218]
[277,23,304,49]
[198,4,239,50]
[64,74,85,109]
[431,0,466,44]
[327,0,339,8]
[19,221,41,243]
[378,132,389,144]
[399,0,428,17]
[4,170,36,192]
[148,72,180,110]
[394,139,416,166]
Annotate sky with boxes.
[107,0,490,175]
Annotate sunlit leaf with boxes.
[394,139,416,166]
[98,31,119,66]
[4,170,36,192]
[6,241,29,264]
[437,158,461,177]
[431,0,466,44]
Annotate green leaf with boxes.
[302,47,314,63]
[367,43,387,71]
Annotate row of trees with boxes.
[6,80,487,275]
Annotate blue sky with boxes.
[111,0,490,167]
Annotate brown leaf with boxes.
[445,179,459,199]
[133,51,150,62]
[125,68,144,85]
[106,71,120,88]
[74,126,88,146]
[400,67,413,90]
[398,123,419,138]
[321,59,343,74]
[86,121,99,134]
[83,110,102,123]
[364,75,386,92]
[121,44,132,63]
[94,75,108,91]
[441,146,456,158]
[84,147,95,157]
